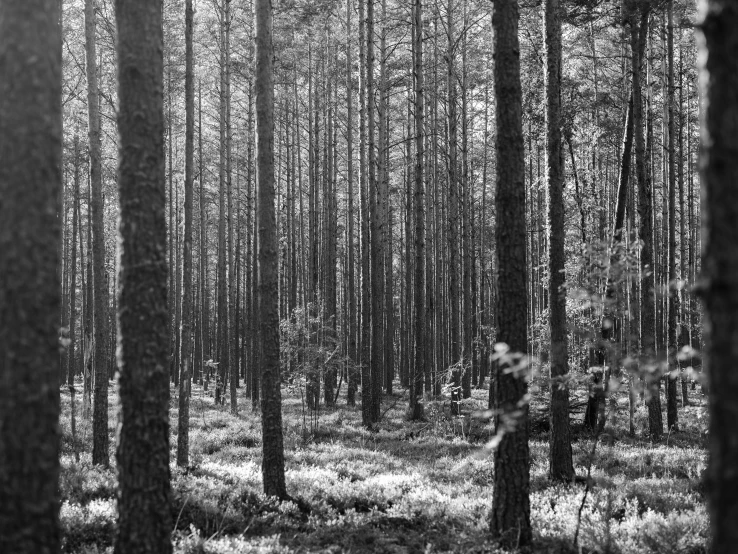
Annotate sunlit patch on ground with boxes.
[58,381,709,553]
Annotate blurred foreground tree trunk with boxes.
[697,2,738,551]
[0,1,62,551]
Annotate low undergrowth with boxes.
[58,380,709,553]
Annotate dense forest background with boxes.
[3,0,738,551]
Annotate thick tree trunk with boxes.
[256,0,287,498]
[545,0,574,482]
[697,2,738,550]
[86,0,109,467]
[490,0,531,546]
[114,0,173,551]
[0,2,62,550]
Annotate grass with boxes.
[58,377,709,553]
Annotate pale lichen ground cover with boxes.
[58,381,709,553]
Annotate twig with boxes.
[573,406,612,548]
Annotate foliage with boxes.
[57,378,709,553]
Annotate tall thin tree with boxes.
[86,0,110,467]
[177,0,195,468]
[544,0,574,481]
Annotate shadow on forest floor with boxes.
[58,377,709,553]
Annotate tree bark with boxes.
[256,0,287,499]
[666,0,679,432]
[0,2,62,550]
[346,0,358,407]
[177,0,195,468]
[490,0,531,545]
[114,0,173,551]
[68,134,81,387]
[628,0,662,440]
[544,0,574,482]
[697,2,738,550]
[86,0,110,467]
[447,0,461,415]
[409,0,425,421]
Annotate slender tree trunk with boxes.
[0,2,62,549]
[545,0,574,481]
[86,0,109,467]
[447,0,461,415]
[368,0,382,424]
[461,0,472,399]
[217,0,229,405]
[666,0,678,432]
[629,0,662,440]
[68,134,81,387]
[177,0,195,468]
[346,0,358,406]
[490,0,531,545]
[409,0,425,421]
[114,0,173,551]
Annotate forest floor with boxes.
[59,377,709,554]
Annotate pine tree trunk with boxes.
[177,0,195,468]
[629,0,662,440]
[346,0,358,406]
[666,0,679,432]
[114,0,172,551]
[489,0,531,545]
[447,0,461,415]
[216,0,229,405]
[68,134,81,388]
[86,0,109,467]
[545,0,574,482]
[0,2,62,549]
[698,3,738,550]
[409,0,425,421]
[256,0,287,498]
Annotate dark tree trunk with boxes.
[114,0,173,551]
[86,0,109,467]
[177,0,195,468]
[0,2,62,551]
[489,0,531,546]
[368,0,383,424]
[447,0,461,415]
[629,1,662,440]
[666,0,679,432]
[68,134,81,387]
[256,0,287,499]
[409,0,425,421]
[346,0,358,407]
[697,3,738,550]
[545,0,574,482]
